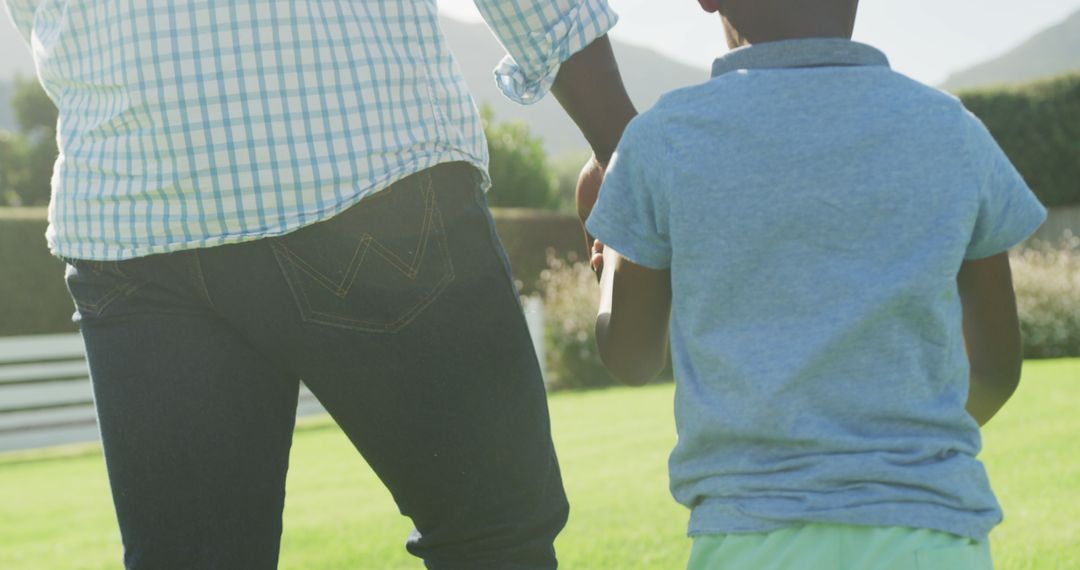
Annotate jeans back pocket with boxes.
[269,170,455,333]
[64,260,145,321]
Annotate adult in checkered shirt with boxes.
[3,0,636,567]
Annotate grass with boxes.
[1,358,1077,569]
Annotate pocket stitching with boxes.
[71,280,144,316]
[294,253,454,332]
[270,172,456,333]
[272,173,438,296]
[67,263,146,316]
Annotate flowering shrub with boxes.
[1012,234,1080,358]
[531,250,613,390]
[530,235,1080,392]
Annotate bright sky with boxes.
[440,0,1080,84]
[3,1,1078,85]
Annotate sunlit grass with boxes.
[1,359,1076,569]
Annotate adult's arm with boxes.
[552,36,637,232]
[473,0,637,226]
[550,36,636,166]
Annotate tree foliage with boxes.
[11,76,59,136]
[481,104,559,210]
[550,150,591,215]
[0,76,57,206]
[0,132,31,206]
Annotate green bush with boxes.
[1012,234,1080,358]
[0,208,76,336]
[531,251,611,390]
[529,236,1080,391]
[960,73,1080,207]
[481,105,560,210]
[0,76,58,207]
[531,252,673,391]
[550,150,592,216]
[0,132,31,206]
[10,76,58,136]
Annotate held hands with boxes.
[576,155,607,278]
[548,33,636,280]
[575,154,605,224]
[591,239,604,274]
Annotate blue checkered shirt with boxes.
[3,0,617,260]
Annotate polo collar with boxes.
[711,38,890,78]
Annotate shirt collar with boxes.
[711,38,890,78]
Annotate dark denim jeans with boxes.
[62,162,568,569]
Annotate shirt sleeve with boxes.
[473,0,618,105]
[963,116,1048,260]
[3,0,35,44]
[586,114,672,269]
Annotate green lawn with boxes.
[1,359,1077,569]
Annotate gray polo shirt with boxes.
[587,38,1046,540]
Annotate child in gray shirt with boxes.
[586,0,1046,568]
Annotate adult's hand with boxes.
[576,155,607,278]
[576,154,604,226]
[590,238,605,276]
[550,35,634,280]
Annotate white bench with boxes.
[0,303,547,453]
[0,334,96,452]
[0,334,327,453]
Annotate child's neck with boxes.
[722,11,856,50]
[724,27,855,50]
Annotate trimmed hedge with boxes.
[0,208,75,336]
[960,73,1080,207]
[0,207,584,336]
[489,207,587,293]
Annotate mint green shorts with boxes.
[688,524,992,570]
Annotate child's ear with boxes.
[698,0,722,13]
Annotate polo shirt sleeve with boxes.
[586,114,672,270]
[964,117,1048,260]
[473,0,618,105]
[3,0,35,44]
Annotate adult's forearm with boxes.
[551,35,637,165]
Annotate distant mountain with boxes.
[941,8,1080,92]
[439,18,707,154]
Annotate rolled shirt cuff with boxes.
[493,0,619,105]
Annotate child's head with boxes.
[698,0,860,49]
